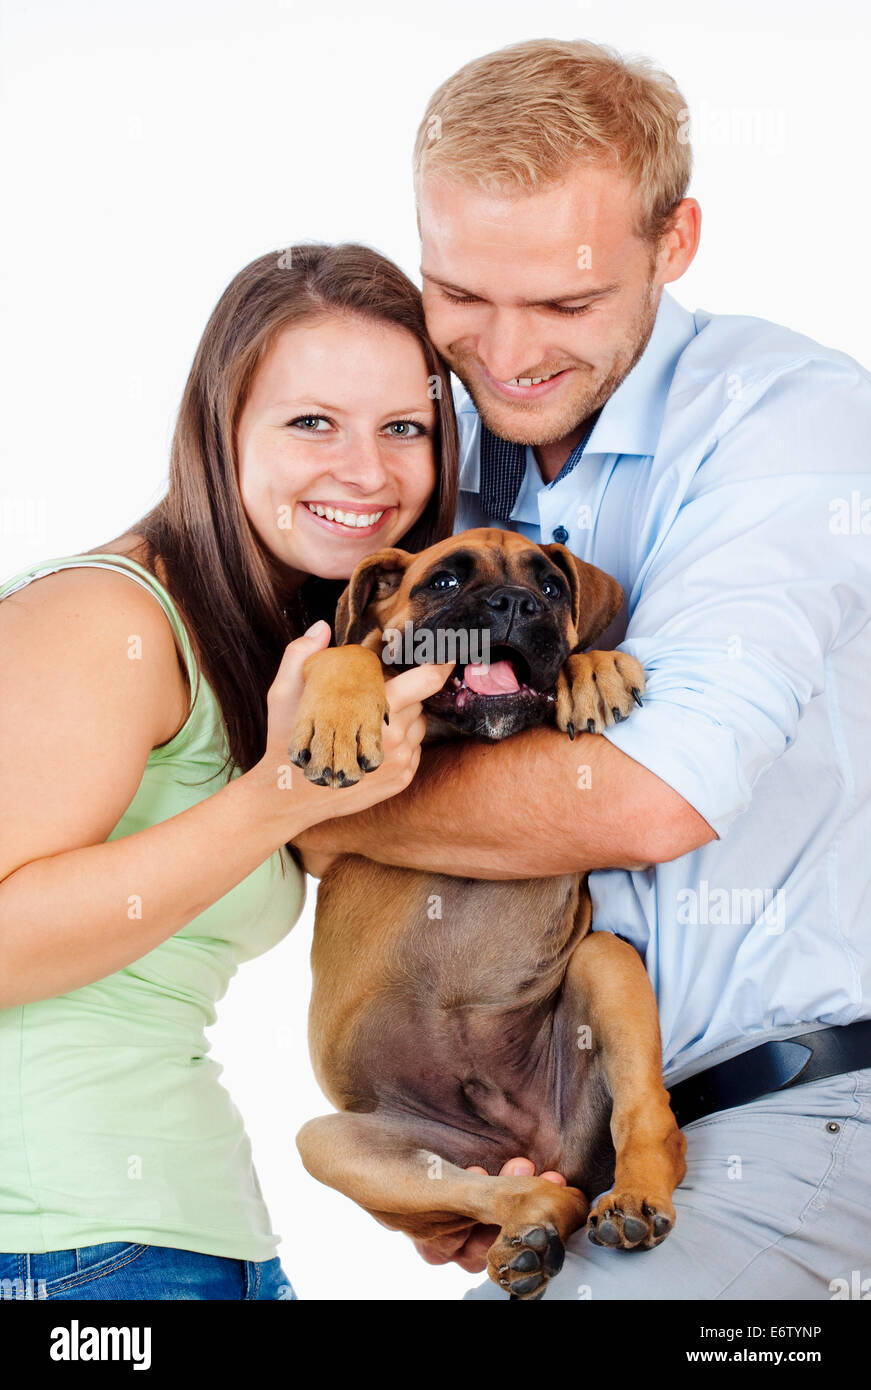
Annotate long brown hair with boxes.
[123,243,458,780]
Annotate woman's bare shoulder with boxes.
[1,534,189,747]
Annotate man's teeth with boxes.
[305,502,385,528]
[505,371,561,386]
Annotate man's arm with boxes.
[295,724,715,878]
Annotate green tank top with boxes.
[0,553,306,1260]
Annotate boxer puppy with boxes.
[293,527,686,1300]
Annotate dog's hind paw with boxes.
[586,1193,675,1250]
[488,1222,566,1301]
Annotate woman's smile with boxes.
[299,499,396,537]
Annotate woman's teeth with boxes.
[304,502,385,529]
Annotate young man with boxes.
[297,39,871,1299]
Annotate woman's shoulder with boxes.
[2,537,178,646]
[1,535,191,748]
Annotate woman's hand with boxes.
[411,1158,568,1272]
[253,620,453,839]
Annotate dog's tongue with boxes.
[463,659,520,695]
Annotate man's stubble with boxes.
[447,279,662,450]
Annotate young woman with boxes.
[0,243,458,1300]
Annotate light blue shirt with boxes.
[453,289,871,1084]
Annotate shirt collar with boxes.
[581,288,697,457]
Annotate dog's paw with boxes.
[554,651,646,737]
[287,648,388,788]
[586,1190,675,1250]
[485,1181,588,1300]
[488,1222,566,1301]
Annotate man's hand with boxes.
[296,844,342,879]
[411,1157,568,1272]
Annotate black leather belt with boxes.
[667,1020,871,1128]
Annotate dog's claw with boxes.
[632,687,644,707]
[566,721,575,740]
[653,1213,673,1238]
[586,718,596,733]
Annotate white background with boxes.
[1,0,869,1300]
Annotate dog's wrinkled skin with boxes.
[293,528,686,1300]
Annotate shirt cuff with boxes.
[601,697,752,839]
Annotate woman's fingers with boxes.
[385,660,454,715]
[266,621,332,721]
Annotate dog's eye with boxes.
[429,571,459,591]
[542,578,563,599]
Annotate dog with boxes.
[292,527,686,1300]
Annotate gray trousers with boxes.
[464,1068,871,1300]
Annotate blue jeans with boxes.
[0,1243,297,1300]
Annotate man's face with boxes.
[419,165,664,449]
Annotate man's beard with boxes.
[449,282,661,449]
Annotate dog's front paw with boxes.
[288,647,388,788]
[554,651,646,738]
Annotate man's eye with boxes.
[383,420,426,438]
[443,290,480,305]
[550,304,593,316]
[287,415,331,431]
[429,572,459,590]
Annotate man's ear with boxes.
[334,548,413,647]
[540,542,624,650]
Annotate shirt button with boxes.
[552,526,569,543]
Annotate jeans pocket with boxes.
[46,1243,150,1298]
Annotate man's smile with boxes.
[476,360,579,404]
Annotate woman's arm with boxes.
[0,572,444,1006]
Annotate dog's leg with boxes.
[558,929,687,1250]
[297,1111,589,1300]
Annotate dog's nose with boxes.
[485,585,541,618]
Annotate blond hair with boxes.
[413,38,692,241]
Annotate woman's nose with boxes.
[329,433,393,491]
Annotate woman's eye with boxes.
[430,572,459,591]
[542,578,562,598]
[383,420,425,438]
[288,415,331,432]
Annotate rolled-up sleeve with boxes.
[601,360,871,838]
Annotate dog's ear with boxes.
[540,542,624,651]
[334,548,413,647]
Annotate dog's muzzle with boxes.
[390,585,571,741]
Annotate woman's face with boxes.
[236,313,438,584]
